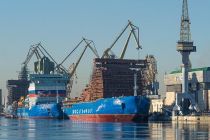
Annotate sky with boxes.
[0,0,210,100]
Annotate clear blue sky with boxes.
[0,0,210,98]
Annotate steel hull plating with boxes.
[69,114,147,122]
[17,103,65,119]
[63,96,150,122]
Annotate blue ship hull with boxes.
[63,96,150,122]
[17,103,66,119]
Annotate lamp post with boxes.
[130,68,141,96]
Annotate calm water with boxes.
[0,117,209,140]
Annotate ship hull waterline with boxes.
[17,103,68,119]
[69,114,148,122]
[63,96,150,122]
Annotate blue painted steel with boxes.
[28,90,66,94]
[63,96,150,116]
[16,73,69,119]
[17,103,65,119]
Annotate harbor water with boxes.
[0,117,209,140]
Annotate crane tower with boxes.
[174,0,198,114]
[177,0,196,95]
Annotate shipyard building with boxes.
[7,80,29,105]
[79,56,158,102]
[164,67,210,111]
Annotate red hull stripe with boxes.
[69,114,144,122]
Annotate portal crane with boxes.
[22,43,60,69]
[70,39,99,76]
[19,44,42,80]
[101,20,141,59]
[22,45,42,66]
[19,43,61,79]
[57,38,99,97]
[55,38,99,74]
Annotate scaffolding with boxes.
[80,57,157,102]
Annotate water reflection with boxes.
[69,122,150,140]
[149,122,209,140]
[0,117,209,140]
[173,122,209,140]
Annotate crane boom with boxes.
[59,39,84,67]
[83,38,99,58]
[63,38,98,97]
[101,20,142,59]
[34,49,42,60]
[69,44,88,77]
[21,42,62,75]
[22,46,40,66]
[120,31,132,59]
[102,23,130,58]
[129,21,141,50]
[38,43,59,66]
[57,38,99,75]
[69,39,96,77]
[20,43,50,80]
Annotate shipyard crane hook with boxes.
[101,20,142,59]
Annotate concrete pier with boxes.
[172,115,210,123]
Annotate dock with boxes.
[172,115,210,123]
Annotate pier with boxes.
[172,115,210,123]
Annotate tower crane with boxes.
[101,20,141,59]
[57,38,99,97]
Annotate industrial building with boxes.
[6,80,29,105]
[80,56,158,102]
[150,98,163,113]
[164,67,210,111]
